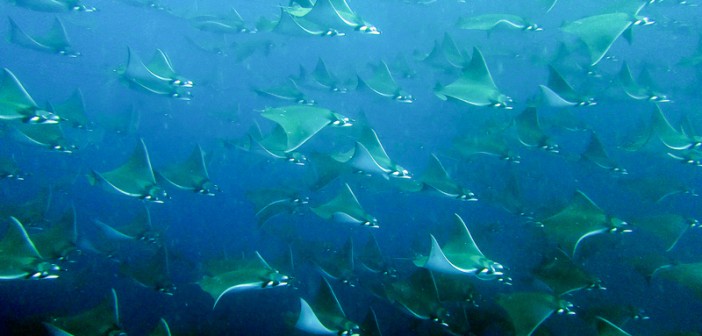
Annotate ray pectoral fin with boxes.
[539,85,576,107]
[416,235,462,274]
[295,298,336,335]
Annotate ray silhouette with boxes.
[88,138,167,202]
[52,89,89,129]
[538,190,630,258]
[0,216,58,280]
[632,214,698,252]
[382,268,449,325]
[581,132,628,174]
[435,47,512,108]
[307,58,354,93]
[358,234,396,277]
[533,249,603,296]
[618,62,670,102]
[311,183,379,228]
[514,107,560,153]
[315,236,356,285]
[44,289,124,335]
[452,131,520,162]
[120,243,175,294]
[456,14,542,32]
[30,205,78,262]
[188,8,254,34]
[651,105,701,151]
[247,187,308,226]
[254,78,315,105]
[294,277,359,335]
[93,204,161,244]
[498,292,574,336]
[11,0,95,11]
[13,122,75,153]
[0,156,23,180]
[8,17,79,56]
[158,145,219,195]
[357,61,413,103]
[360,308,383,336]
[653,262,702,301]
[418,154,477,200]
[299,0,380,35]
[415,32,469,71]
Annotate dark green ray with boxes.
[118,48,192,100]
[0,68,60,123]
[198,251,289,309]
[383,268,448,325]
[538,190,630,258]
[44,289,124,336]
[8,17,79,56]
[311,183,378,228]
[457,14,541,32]
[581,132,627,174]
[358,234,395,276]
[158,145,218,195]
[654,262,702,300]
[419,154,477,200]
[120,243,174,294]
[246,187,308,226]
[0,156,23,180]
[498,292,573,336]
[533,249,603,295]
[561,5,652,66]
[53,89,89,129]
[88,138,167,202]
[259,105,352,152]
[357,61,413,103]
[188,8,253,34]
[254,78,315,105]
[315,236,355,285]
[295,277,359,335]
[515,107,559,153]
[434,47,512,108]
[453,132,520,162]
[618,62,670,102]
[651,105,701,151]
[0,217,57,280]
[30,205,78,261]
[14,122,75,153]
[632,214,698,252]
[11,0,95,12]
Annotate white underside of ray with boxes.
[295,298,338,335]
[416,235,479,275]
[346,142,392,177]
[331,211,365,225]
[539,85,577,107]
[213,283,264,309]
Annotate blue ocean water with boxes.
[1,0,702,335]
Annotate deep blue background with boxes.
[1,0,701,335]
